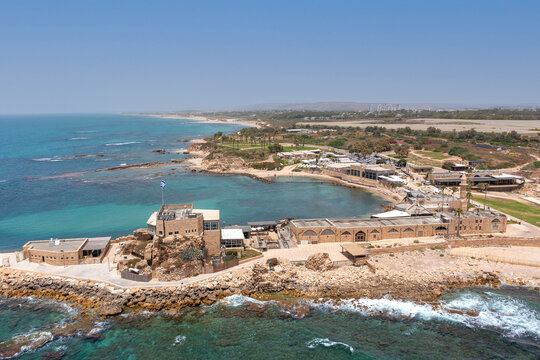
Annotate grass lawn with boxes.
[472,197,540,227]
[219,142,267,150]
[281,145,320,152]
[417,150,450,160]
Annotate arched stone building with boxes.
[289,209,506,244]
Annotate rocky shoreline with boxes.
[0,256,507,318]
[184,143,403,202]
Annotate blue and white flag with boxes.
[160,180,166,189]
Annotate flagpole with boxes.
[162,187,164,205]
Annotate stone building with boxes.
[289,209,506,244]
[427,170,524,191]
[146,204,222,255]
[23,237,111,265]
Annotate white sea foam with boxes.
[308,291,540,340]
[68,137,91,140]
[32,157,63,162]
[218,294,268,307]
[105,141,141,146]
[8,330,55,358]
[306,338,354,353]
[87,321,110,336]
[173,335,186,346]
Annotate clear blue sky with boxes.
[1,0,539,113]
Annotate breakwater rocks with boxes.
[0,257,505,318]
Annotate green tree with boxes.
[268,143,284,153]
[478,183,490,210]
[439,185,447,212]
[454,208,464,236]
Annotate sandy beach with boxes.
[144,113,264,129]
[182,148,402,202]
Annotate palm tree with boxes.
[454,208,464,236]
[478,183,490,210]
[466,191,472,210]
[451,186,458,208]
[439,185,447,212]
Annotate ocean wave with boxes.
[306,338,354,353]
[217,294,269,307]
[307,291,540,340]
[32,157,63,162]
[68,137,92,140]
[173,335,186,346]
[105,141,141,146]
[1,330,55,358]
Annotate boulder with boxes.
[133,228,153,241]
[305,253,333,272]
[97,302,124,316]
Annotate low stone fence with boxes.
[449,249,540,268]
[120,270,152,282]
[203,258,239,274]
[367,237,540,256]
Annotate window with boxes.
[404,228,414,233]
[370,230,379,234]
[168,232,172,235]
[321,229,335,236]
[175,231,179,234]
[211,222,219,230]
[204,222,210,230]
[159,231,163,235]
[492,225,499,231]
[388,228,398,233]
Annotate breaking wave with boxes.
[173,335,186,346]
[105,141,141,146]
[306,338,354,353]
[32,157,63,162]
[68,137,91,140]
[217,294,269,307]
[308,291,540,340]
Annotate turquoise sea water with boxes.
[1,287,539,359]
[0,114,388,251]
[1,115,539,359]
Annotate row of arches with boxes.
[300,227,418,242]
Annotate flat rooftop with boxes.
[341,243,369,257]
[292,216,442,229]
[193,209,220,221]
[441,210,503,220]
[25,238,88,252]
[82,237,111,251]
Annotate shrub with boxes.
[251,161,282,170]
[180,247,203,261]
[448,146,468,156]
[329,139,346,148]
[413,240,420,244]
[268,143,283,153]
